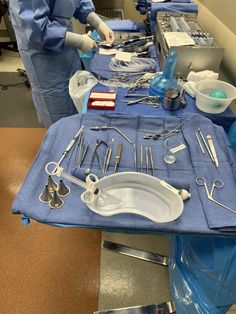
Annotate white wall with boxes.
[195,0,236,84]
[124,0,143,21]
[197,0,236,35]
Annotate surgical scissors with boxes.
[196,177,236,214]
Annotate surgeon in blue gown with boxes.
[9,0,114,128]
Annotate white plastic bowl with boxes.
[195,80,236,114]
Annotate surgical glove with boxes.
[65,32,97,52]
[80,34,97,52]
[97,22,115,44]
[87,12,115,44]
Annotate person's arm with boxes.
[64,0,97,51]
[65,32,97,52]
[73,0,95,24]
[19,0,96,52]
[19,0,67,52]
[87,12,115,44]
[73,0,114,44]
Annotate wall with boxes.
[197,0,236,35]
[195,0,236,84]
[93,0,143,21]
[0,19,6,30]
[124,0,143,21]
[93,0,124,9]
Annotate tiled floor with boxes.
[1,49,236,314]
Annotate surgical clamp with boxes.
[78,145,89,168]
[90,126,132,144]
[196,177,236,214]
[74,133,89,168]
[84,140,106,175]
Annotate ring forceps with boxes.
[196,177,236,214]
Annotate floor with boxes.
[99,232,171,311]
[0,50,101,314]
[0,127,101,314]
[0,49,236,314]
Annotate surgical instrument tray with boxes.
[155,12,224,79]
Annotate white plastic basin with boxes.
[195,79,236,114]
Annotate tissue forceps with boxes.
[195,177,236,214]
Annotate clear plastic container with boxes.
[195,80,236,114]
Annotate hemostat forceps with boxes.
[85,140,106,175]
[195,177,236,214]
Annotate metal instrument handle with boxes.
[196,176,210,198]
[90,126,108,131]
[213,179,224,188]
[210,197,236,215]
[210,179,224,197]
[195,177,206,186]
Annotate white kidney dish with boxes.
[87,172,184,223]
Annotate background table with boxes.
[88,51,236,132]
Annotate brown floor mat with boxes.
[0,128,101,314]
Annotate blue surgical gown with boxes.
[9,0,95,128]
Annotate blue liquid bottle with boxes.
[149,50,178,98]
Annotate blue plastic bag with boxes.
[169,235,236,313]
[228,121,236,152]
[80,30,100,71]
